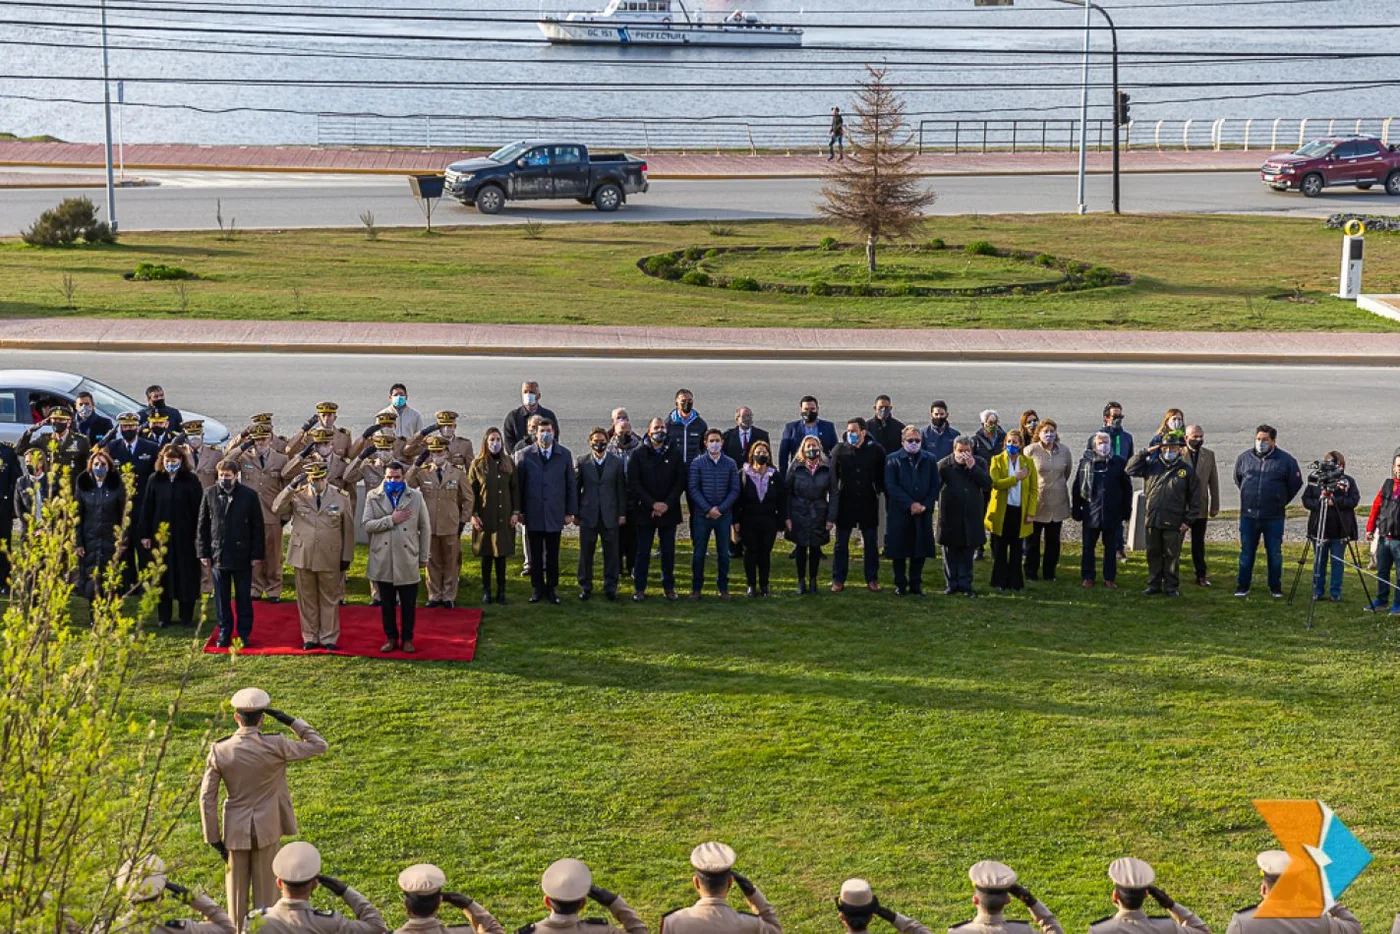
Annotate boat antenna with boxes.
[674,0,694,25]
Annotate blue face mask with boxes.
[1006,445,1021,457]
[384,480,406,495]
[846,432,861,445]
[392,395,406,408]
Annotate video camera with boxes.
[1307,458,1346,492]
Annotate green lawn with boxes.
[100,539,1400,933]
[698,245,1058,290]
[2,216,1397,330]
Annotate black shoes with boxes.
[303,642,319,650]
[482,590,493,605]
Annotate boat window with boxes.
[550,146,583,165]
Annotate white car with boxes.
[0,369,230,447]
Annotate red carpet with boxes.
[202,602,480,661]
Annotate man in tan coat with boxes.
[272,462,355,650]
[949,861,1063,934]
[235,425,290,601]
[114,854,236,934]
[519,858,648,934]
[1226,851,1360,934]
[287,402,353,460]
[1184,424,1221,587]
[661,843,780,934]
[393,863,507,934]
[363,461,432,653]
[284,428,352,494]
[245,841,386,934]
[1089,858,1210,934]
[200,688,328,927]
[229,413,290,456]
[835,879,931,934]
[408,436,474,608]
[402,411,475,468]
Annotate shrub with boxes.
[129,262,195,281]
[681,270,711,287]
[644,255,677,275]
[928,237,946,250]
[683,246,703,261]
[522,218,545,240]
[964,240,998,256]
[884,282,915,297]
[1033,253,1056,267]
[359,209,378,241]
[809,280,833,297]
[660,264,684,281]
[704,248,721,259]
[1083,265,1117,287]
[729,276,760,292]
[706,222,736,237]
[818,236,839,251]
[851,282,873,297]
[21,197,115,246]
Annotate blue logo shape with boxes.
[618,27,630,42]
[1314,803,1372,904]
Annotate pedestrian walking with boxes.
[827,106,845,161]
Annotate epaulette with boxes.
[163,922,188,930]
[213,734,235,743]
[661,908,684,919]
[1090,916,1115,926]
[314,908,336,917]
[949,922,974,930]
[583,919,610,925]
[517,924,538,934]
[737,911,757,918]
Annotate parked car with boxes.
[0,370,229,446]
[1260,136,1400,197]
[444,140,649,214]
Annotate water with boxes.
[2,0,1395,146]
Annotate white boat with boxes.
[538,0,803,48]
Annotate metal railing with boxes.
[914,116,1396,153]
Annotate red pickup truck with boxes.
[1260,136,1400,197]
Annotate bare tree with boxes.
[817,65,936,273]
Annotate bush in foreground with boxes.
[22,196,116,246]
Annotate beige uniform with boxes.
[407,460,474,602]
[350,433,407,462]
[1226,905,1359,934]
[951,904,1062,934]
[114,892,236,933]
[238,446,291,598]
[1090,907,1211,934]
[283,452,352,494]
[273,483,355,645]
[402,434,475,469]
[661,891,781,934]
[245,890,385,933]
[199,720,328,926]
[231,430,290,456]
[287,427,354,460]
[392,901,506,934]
[888,917,935,934]
[522,899,648,934]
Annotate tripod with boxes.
[1286,488,1374,629]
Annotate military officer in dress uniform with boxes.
[143,410,180,449]
[288,402,353,460]
[950,862,1062,934]
[404,411,475,468]
[231,414,290,456]
[16,405,90,478]
[351,413,404,461]
[115,853,236,934]
[245,841,386,934]
[200,688,328,927]
[273,462,355,650]
[285,429,352,492]
[835,878,931,934]
[185,421,222,489]
[1225,851,1359,934]
[661,843,780,934]
[408,435,473,607]
[234,425,290,601]
[1089,858,1210,934]
[521,858,648,934]
[393,863,506,934]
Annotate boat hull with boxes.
[538,19,803,47]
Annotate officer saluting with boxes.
[200,688,329,926]
[661,843,780,934]
[185,420,222,490]
[950,862,1061,934]
[408,435,474,608]
[246,841,386,933]
[393,863,506,934]
[115,853,235,933]
[1226,851,1359,934]
[521,858,648,934]
[836,878,932,934]
[273,461,355,651]
[403,411,474,468]
[288,402,353,460]
[1090,858,1210,934]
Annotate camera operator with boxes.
[1301,451,1359,602]
[1365,452,1400,614]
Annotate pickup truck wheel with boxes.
[474,185,505,214]
[1356,182,1374,190]
[1300,173,1324,197]
[1386,171,1400,196]
[593,183,623,212]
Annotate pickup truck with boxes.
[444,140,649,214]
[1260,135,1400,197]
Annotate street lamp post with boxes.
[100,0,118,232]
[1075,0,1089,214]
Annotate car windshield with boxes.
[76,377,144,418]
[1294,140,1335,158]
[487,142,532,163]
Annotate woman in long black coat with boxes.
[140,444,204,627]
[937,441,993,596]
[785,438,836,595]
[76,449,127,600]
[733,440,785,597]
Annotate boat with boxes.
[538,0,803,48]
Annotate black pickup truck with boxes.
[443,140,649,214]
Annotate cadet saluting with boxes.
[273,461,355,650]
[200,688,329,926]
[520,858,648,934]
[1090,858,1210,934]
[950,862,1062,934]
[115,853,235,934]
[1225,851,1359,934]
[393,863,506,934]
[246,841,386,933]
[661,843,780,934]
[835,878,931,934]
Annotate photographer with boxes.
[1302,451,1359,602]
[1365,452,1400,613]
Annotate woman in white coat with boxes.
[1024,419,1073,582]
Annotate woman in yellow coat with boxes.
[985,430,1040,592]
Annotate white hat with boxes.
[690,842,737,874]
[541,858,592,901]
[230,687,270,712]
[272,842,322,884]
[399,863,447,895]
[839,879,874,908]
[117,854,166,903]
[969,860,1018,890]
[1108,857,1155,889]
[1257,851,1291,877]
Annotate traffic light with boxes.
[1115,91,1131,125]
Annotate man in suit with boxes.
[72,390,114,444]
[233,425,290,601]
[198,459,265,648]
[517,422,577,605]
[778,395,839,477]
[629,417,687,603]
[199,687,328,926]
[138,384,184,433]
[575,427,628,601]
[721,406,769,466]
[504,380,558,453]
[104,412,160,585]
[1184,424,1221,587]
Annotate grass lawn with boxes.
[2,215,1397,331]
[100,539,1400,933]
[698,245,1059,290]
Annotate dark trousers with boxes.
[833,525,879,584]
[578,524,620,595]
[1145,526,1185,593]
[618,521,636,575]
[1081,525,1119,582]
[1375,537,1400,606]
[376,581,417,642]
[157,587,197,627]
[990,505,1025,590]
[1024,520,1062,580]
[528,530,562,595]
[1188,516,1210,579]
[634,522,677,593]
[1312,539,1346,599]
[212,567,254,642]
[1237,516,1285,593]
[480,555,506,594]
[691,513,732,594]
[942,546,975,593]
[742,524,778,590]
[0,521,10,591]
[892,557,926,593]
[795,545,822,586]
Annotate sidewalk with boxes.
[2,318,1396,363]
[0,140,1270,179]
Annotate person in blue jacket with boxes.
[778,395,838,476]
[884,425,941,596]
[1233,424,1303,598]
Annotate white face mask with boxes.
[707,441,723,455]
[1094,443,1111,457]
[488,438,503,454]
[1168,417,1183,430]
[1255,439,1271,454]
[524,392,539,406]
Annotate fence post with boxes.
[1298,119,1307,148]
[747,123,756,156]
[1182,119,1193,151]
[1326,118,1335,136]
[425,115,432,148]
[1040,120,1047,152]
[1010,119,1017,154]
[1271,117,1281,150]
[1384,117,1394,146]
[1354,118,1362,135]
[954,121,960,154]
[1124,120,1132,151]
[1154,119,1163,152]
[981,121,988,153]
[918,121,924,155]
[1097,119,1103,152]
[643,123,651,155]
[1243,118,1253,151]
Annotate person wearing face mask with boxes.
[228,412,290,456]
[17,404,90,478]
[628,417,686,602]
[1018,410,1041,446]
[778,395,838,477]
[518,421,578,606]
[884,425,940,597]
[274,461,355,649]
[181,419,221,490]
[1024,420,1072,582]
[138,384,184,433]
[364,461,433,651]
[345,432,401,607]
[234,424,291,602]
[1072,431,1134,589]
[377,382,423,439]
[287,401,353,460]
[71,390,114,444]
[1151,408,1186,448]
[0,437,19,596]
[829,418,886,593]
[985,430,1038,593]
[349,412,403,462]
[937,437,992,596]
[1090,401,1135,562]
[574,427,628,602]
[733,440,785,597]
[407,435,475,609]
[469,427,521,606]
[688,428,739,601]
[140,445,205,627]
[919,400,960,461]
[785,436,836,595]
[721,406,770,473]
[1365,453,1400,613]
[868,395,905,456]
[404,410,476,469]
[283,427,350,492]
[1183,425,1220,587]
[1301,450,1359,604]
[142,410,179,450]
[76,449,127,601]
[198,461,265,647]
[104,412,161,586]
[668,388,709,466]
[969,410,1007,561]
[1125,431,1201,598]
[14,449,54,539]
[504,380,557,453]
[1233,424,1303,598]
[606,417,642,579]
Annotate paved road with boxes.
[2,349,1387,511]
[4,170,1398,234]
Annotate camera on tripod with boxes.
[1307,458,1347,493]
